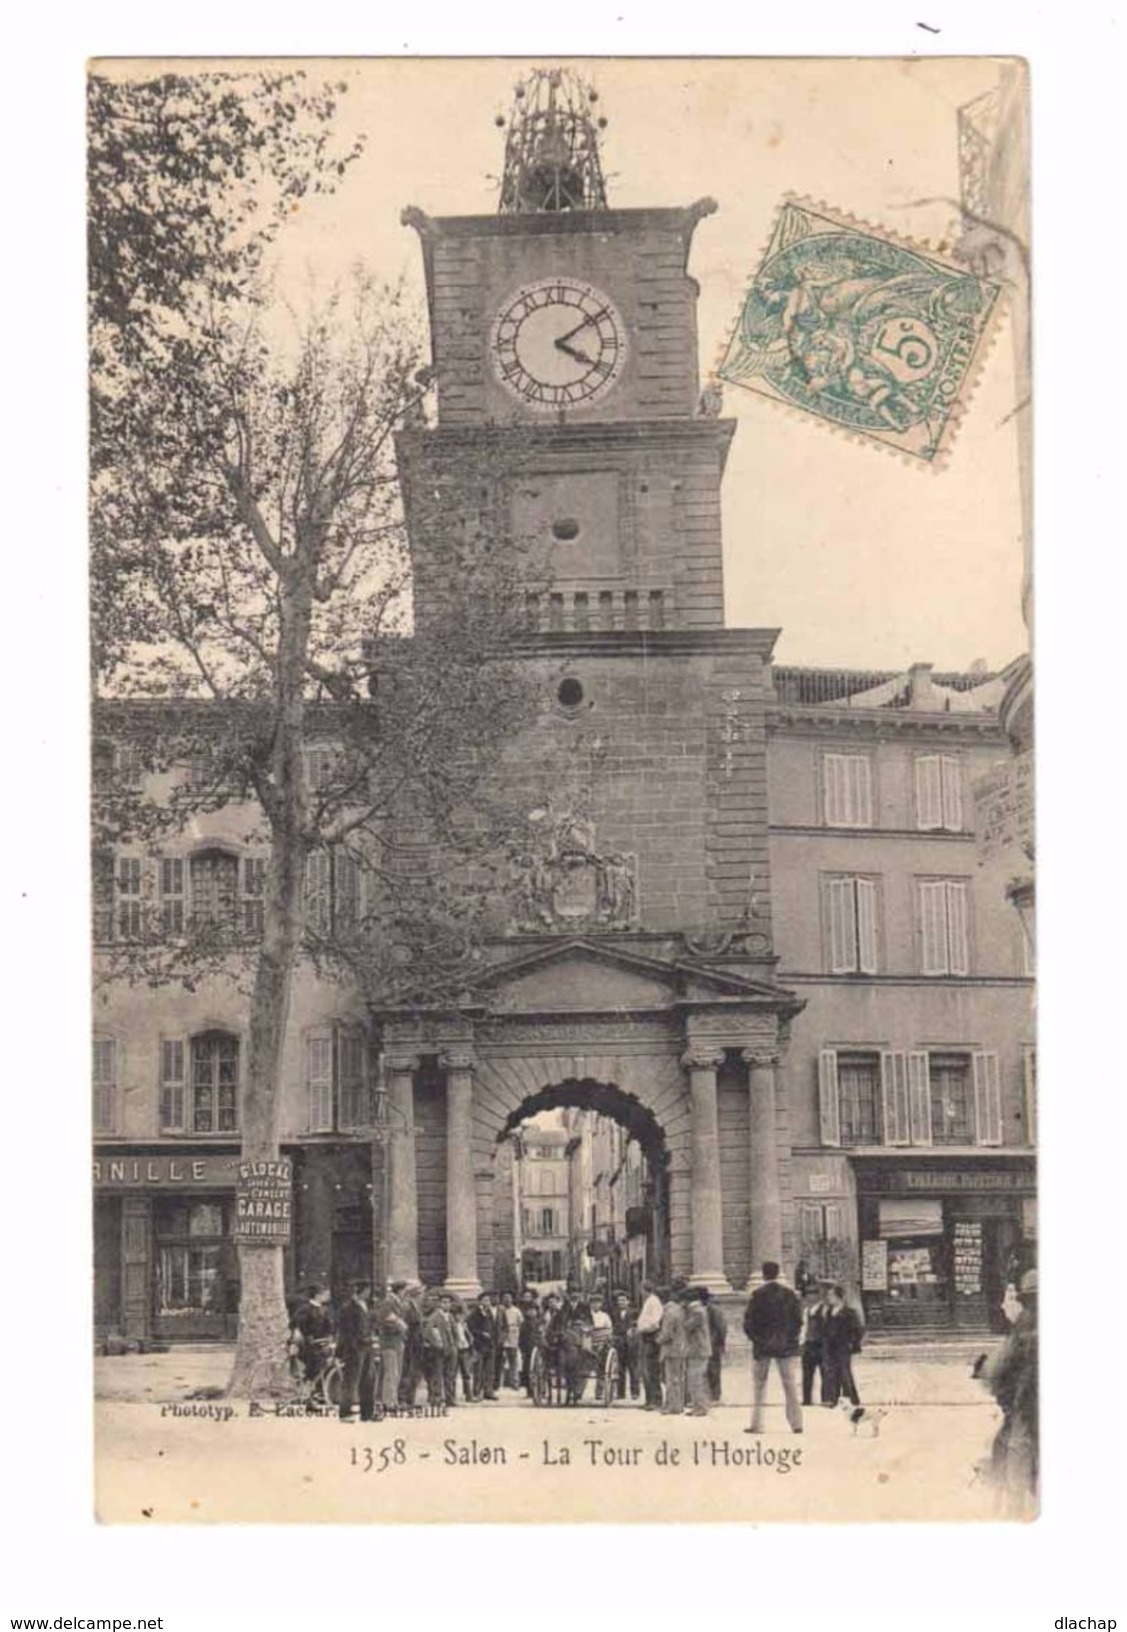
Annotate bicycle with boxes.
[245,1337,343,1414]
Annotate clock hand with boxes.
[553,337,595,366]
[556,308,610,348]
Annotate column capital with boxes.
[383,1053,419,1076]
[742,1050,780,1071]
[681,1048,726,1073]
[441,1050,476,1074]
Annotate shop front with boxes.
[94,1148,244,1343]
[854,1158,1036,1333]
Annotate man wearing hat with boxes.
[658,1278,689,1415]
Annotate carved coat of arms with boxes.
[510,801,638,932]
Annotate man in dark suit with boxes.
[467,1292,502,1400]
[337,1282,377,1422]
[743,1260,803,1434]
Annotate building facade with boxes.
[767,663,1035,1333]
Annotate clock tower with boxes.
[386,70,801,1300]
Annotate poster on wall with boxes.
[862,1238,889,1292]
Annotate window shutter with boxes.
[881,1052,910,1146]
[916,756,943,830]
[1023,1046,1037,1147]
[93,850,115,943]
[919,881,949,974]
[305,851,331,937]
[160,1039,185,1132]
[824,1201,845,1242]
[307,1035,334,1133]
[159,857,185,935]
[973,1052,1003,1146]
[117,856,145,940]
[797,1201,824,1252]
[242,858,266,937]
[824,755,846,825]
[856,878,879,974]
[941,756,963,831]
[818,1050,841,1147]
[827,877,857,973]
[907,1051,933,1146]
[338,1029,369,1129]
[849,756,873,827]
[945,881,970,975]
[92,1039,116,1133]
[334,850,361,934]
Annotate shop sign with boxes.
[974,751,1033,861]
[859,1168,1033,1194]
[94,1153,240,1189]
[861,1239,888,1292]
[234,1157,292,1244]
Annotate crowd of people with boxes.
[287,1277,730,1423]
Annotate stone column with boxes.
[682,1050,733,1292]
[744,1051,784,1283]
[442,1051,482,1297]
[385,1054,419,1285]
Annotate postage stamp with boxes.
[717,198,1003,464]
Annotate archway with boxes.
[491,1078,671,1298]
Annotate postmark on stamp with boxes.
[717,198,1002,464]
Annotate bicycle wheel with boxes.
[321,1361,343,1411]
[529,1347,549,1407]
[245,1354,294,1401]
[603,1345,620,1405]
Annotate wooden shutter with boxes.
[916,756,944,829]
[242,857,266,937]
[907,1051,933,1146]
[334,850,361,933]
[919,880,949,974]
[856,878,879,974]
[797,1201,825,1255]
[307,1035,334,1132]
[973,1052,1003,1146]
[93,850,114,943]
[941,756,963,831]
[160,1039,185,1132]
[1023,1045,1037,1147]
[818,1050,841,1146]
[824,1201,845,1242]
[92,1038,116,1133]
[827,877,857,972]
[945,881,970,975]
[117,856,144,940]
[305,850,331,936]
[338,1029,368,1129]
[824,754,847,825]
[159,857,184,935]
[849,756,873,826]
[881,1052,910,1146]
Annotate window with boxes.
[540,1207,557,1235]
[823,753,873,828]
[117,857,144,939]
[916,754,964,831]
[160,1040,186,1132]
[304,745,341,791]
[305,848,363,939]
[819,1050,882,1147]
[305,1026,371,1133]
[797,1200,847,1278]
[918,879,970,975]
[93,1038,116,1133]
[929,1052,974,1145]
[190,850,239,931]
[188,1032,239,1133]
[242,858,266,937]
[160,858,185,935]
[825,875,879,973]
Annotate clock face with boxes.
[490,279,627,409]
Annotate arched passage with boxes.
[489,1077,671,1297]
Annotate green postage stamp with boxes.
[718,198,1002,464]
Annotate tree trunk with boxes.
[227,571,313,1397]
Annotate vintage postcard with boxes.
[89,55,1034,1524]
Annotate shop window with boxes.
[92,1037,116,1134]
[879,1199,948,1314]
[822,753,874,828]
[824,876,880,974]
[187,1031,240,1134]
[305,848,364,940]
[305,1025,371,1133]
[915,754,964,831]
[157,1245,223,1315]
[117,856,144,940]
[917,878,970,975]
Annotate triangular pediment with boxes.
[473,937,798,1017]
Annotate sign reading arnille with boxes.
[234,1157,293,1243]
[94,1153,240,1188]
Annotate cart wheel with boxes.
[603,1346,620,1405]
[530,1347,549,1407]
